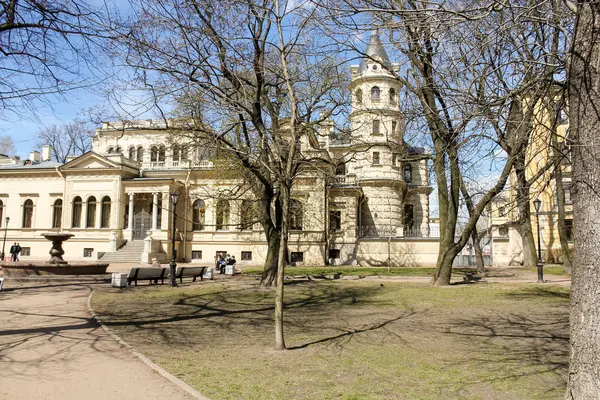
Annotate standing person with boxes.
[15,243,21,261]
[9,242,16,262]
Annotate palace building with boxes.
[0,34,441,267]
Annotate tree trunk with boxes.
[274,187,289,351]
[260,229,281,287]
[432,242,457,285]
[515,153,538,267]
[471,229,486,275]
[566,2,600,398]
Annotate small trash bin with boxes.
[203,268,214,280]
[225,265,234,275]
[111,273,128,288]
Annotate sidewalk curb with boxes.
[87,289,211,400]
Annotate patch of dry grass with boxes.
[92,278,569,400]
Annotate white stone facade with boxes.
[0,34,440,267]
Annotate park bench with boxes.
[175,266,209,283]
[127,267,168,286]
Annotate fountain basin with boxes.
[0,261,109,276]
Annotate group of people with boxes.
[215,254,236,274]
[8,242,22,262]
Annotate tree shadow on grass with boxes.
[438,310,569,397]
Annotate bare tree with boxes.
[565,0,600,397]
[37,120,94,163]
[0,136,15,155]
[0,1,113,118]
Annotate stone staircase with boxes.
[99,240,145,263]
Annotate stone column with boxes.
[128,193,135,240]
[152,192,159,230]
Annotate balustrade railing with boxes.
[329,174,357,186]
[140,159,214,170]
[358,225,440,238]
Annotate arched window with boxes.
[216,200,230,230]
[150,146,158,162]
[404,163,413,183]
[172,144,181,161]
[115,146,122,154]
[371,86,380,100]
[158,146,166,162]
[136,147,144,162]
[240,200,254,230]
[86,196,97,228]
[107,147,114,154]
[389,88,397,103]
[192,199,205,231]
[72,196,82,228]
[290,199,303,230]
[372,120,380,135]
[335,162,346,176]
[101,196,111,228]
[128,147,136,160]
[22,199,34,228]
[355,89,363,104]
[52,199,63,229]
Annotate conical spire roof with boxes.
[358,32,392,73]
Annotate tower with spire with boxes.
[346,32,431,238]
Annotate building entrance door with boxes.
[133,197,152,240]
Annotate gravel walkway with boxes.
[0,282,195,400]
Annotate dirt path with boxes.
[0,282,196,400]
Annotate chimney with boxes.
[29,150,40,163]
[41,145,53,162]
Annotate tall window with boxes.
[172,144,181,161]
[158,146,166,162]
[150,146,158,162]
[404,204,414,230]
[240,199,254,230]
[192,199,205,231]
[52,199,63,229]
[128,147,136,160]
[290,199,303,230]
[22,199,33,228]
[180,146,188,161]
[373,152,381,165]
[329,210,341,231]
[389,88,397,103]
[372,120,380,135]
[72,196,82,228]
[404,163,413,182]
[86,196,97,228]
[392,121,397,134]
[137,147,144,162]
[355,89,363,104]
[101,196,111,228]
[371,86,380,100]
[565,219,574,241]
[0,199,4,227]
[216,200,230,230]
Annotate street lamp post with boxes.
[533,198,544,283]
[1,216,9,262]
[169,192,180,287]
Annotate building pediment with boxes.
[59,152,139,173]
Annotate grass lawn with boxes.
[92,278,569,400]
[241,266,473,277]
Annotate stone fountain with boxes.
[0,233,109,276]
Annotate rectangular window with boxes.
[241,251,252,261]
[192,250,202,260]
[83,248,93,258]
[21,247,31,256]
[328,249,341,259]
[372,152,380,165]
[564,182,572,204]
[392,121,397,134]
[565,219,574,241]
[392,153,401,166]
[372,120,380,135]
[329,210,341,231]
[290,252,304,263]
